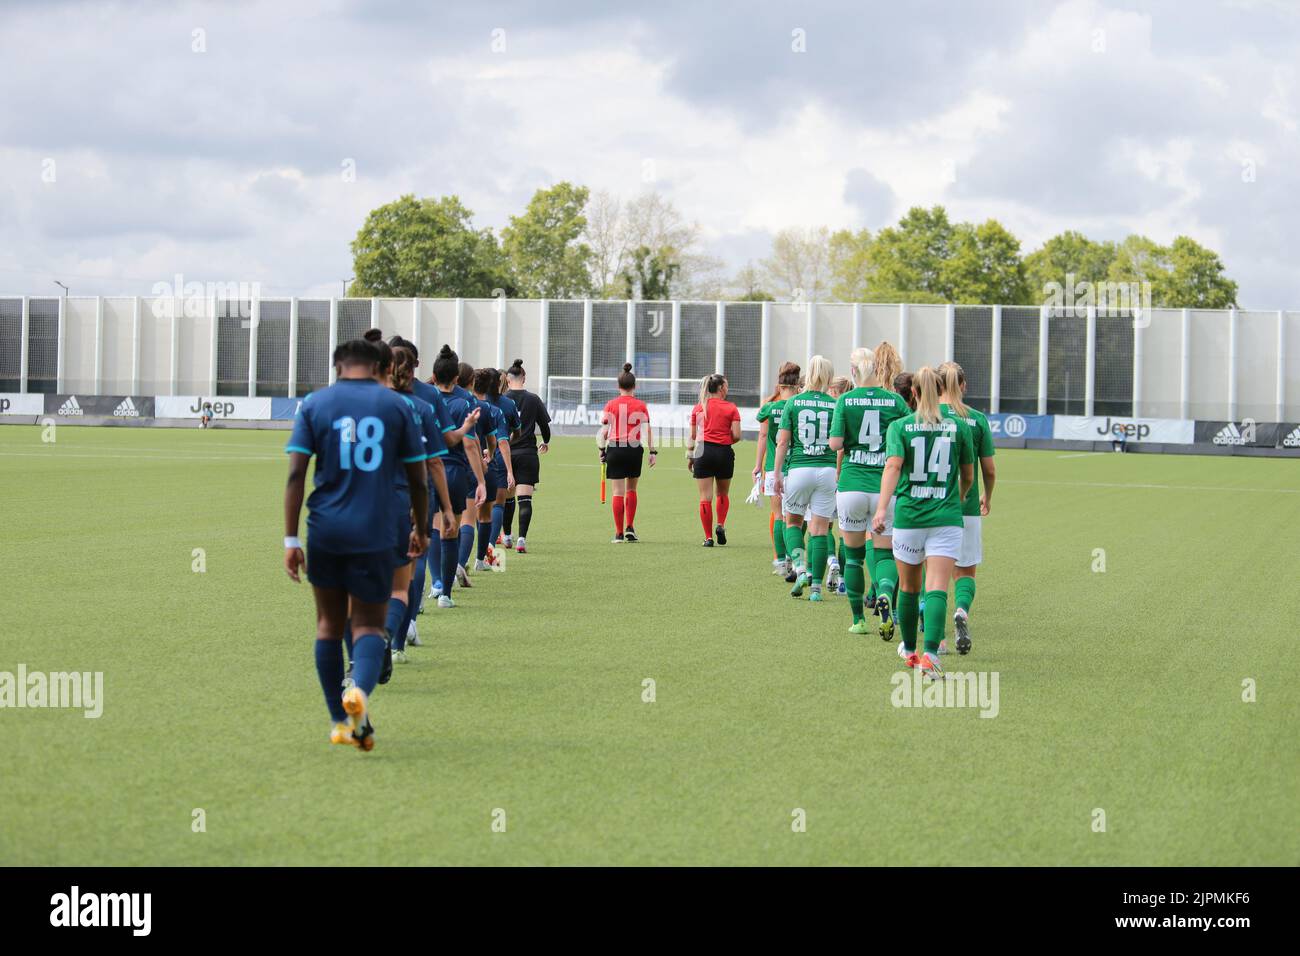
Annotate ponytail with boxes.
[764,361,800,404]
[870,341,903,390]
[806,355,833,394]
[698,373,725,429]
[913,366,944,425]
[938,361,969,418]
[849,347,874,387]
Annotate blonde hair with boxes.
[870,341,903,390]
[698,373,725,429]
[913,366,945,425]
[849,347,875,387]
[830,376,851,397]
[937,361,969,418]
[806,355,833,394]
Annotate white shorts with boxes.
[782,467,837,519]
[957,516,982,567]
[891,525,963,565]
[836,491,894,535]
[764,471,778,496]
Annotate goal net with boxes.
[545,376,705,435]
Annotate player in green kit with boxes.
[753,361,800,577]
[773,355,839,602]
[938,361,996,655]
[829,347,912,636]
[873,366,974,680]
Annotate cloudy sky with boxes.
[1,0,1297,306]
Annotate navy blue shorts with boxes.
[488,457,508,496]
[431,461,468,525]
[307,543,395,606]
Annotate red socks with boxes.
[699,500,714,538]
[612,495,625,535]
[625,490,638,527]
[716,494,730,527]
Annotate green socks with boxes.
[808,533,828,585]
[923,589,948,655]
[872,547,897,605]
[773,518,787,560]
[898,590,920,652]
[845,544,867,621]
[784,525,805,570]
[955,576,976,613]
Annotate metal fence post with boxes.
[670,300,681,406]
[288,297,299,398]
[328,298,338,385]
[247,295,259,398]
[1037,305,1049,416]
[990,304,1002,414]
[715,301,726,373]
[1085,305,1096,417]
[1228,307,1238,422]
[759,301,772,399]
[581,298,593,405]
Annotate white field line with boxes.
[1000,478,1300,494]
[0,450,281,462]
[1056,452,1103,459]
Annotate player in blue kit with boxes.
[283,337,430,751]
[375,334,456,672]
[472,367,514,571]
[489,372,521,549]
[385,336,479,628]
[432,345,486,608]
[454,361,497,586]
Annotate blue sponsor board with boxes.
[271,397,304,420]
[986,413,1053,440]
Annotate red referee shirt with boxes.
[691,399,740,445]
[602,394,650,445]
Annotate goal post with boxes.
[545,375,708,437]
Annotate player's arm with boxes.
[958,428,975,502]
[405,460,430,556]
[283,451,310,581]
[464,434,487,505]
[730,408,741,444]
[772,427,791,495]
[645,418,656,468]
[872,455,903,533]
[538,398,552,452]
[828,400,845,451]
[753,418,768,476]
[686,410,699,470]
[597,411,609,459]
[979,456,995,515]
[427,456,455,528]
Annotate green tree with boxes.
[348,194,506,297]
[1022,231,1116,305]
[828,228,874,302]
[501,182,593,298]
[731,261,774,301]
[866,206,955,300]
[940,219,1028,304]
[1157,236,1238,308]
[620,245,681,300]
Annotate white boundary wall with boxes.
[1,295,1296,424]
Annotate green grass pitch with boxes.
[1,423,1296,866]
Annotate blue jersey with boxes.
[286,378,428,554]
[494,393,521,436]
[411,378,456,437]
[401,392,448,489]
[439,386,477,469]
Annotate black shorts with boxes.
[692,441,735,480]
[512,447,540,486]
[604,444,643,479]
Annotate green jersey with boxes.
[831,386,913,493]
[885,410,975,529]
[778,390,838,470]
[941,403,995,517]
[756,398,788,472]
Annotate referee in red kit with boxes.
[599,363,656,542]
[687,373,741,547]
